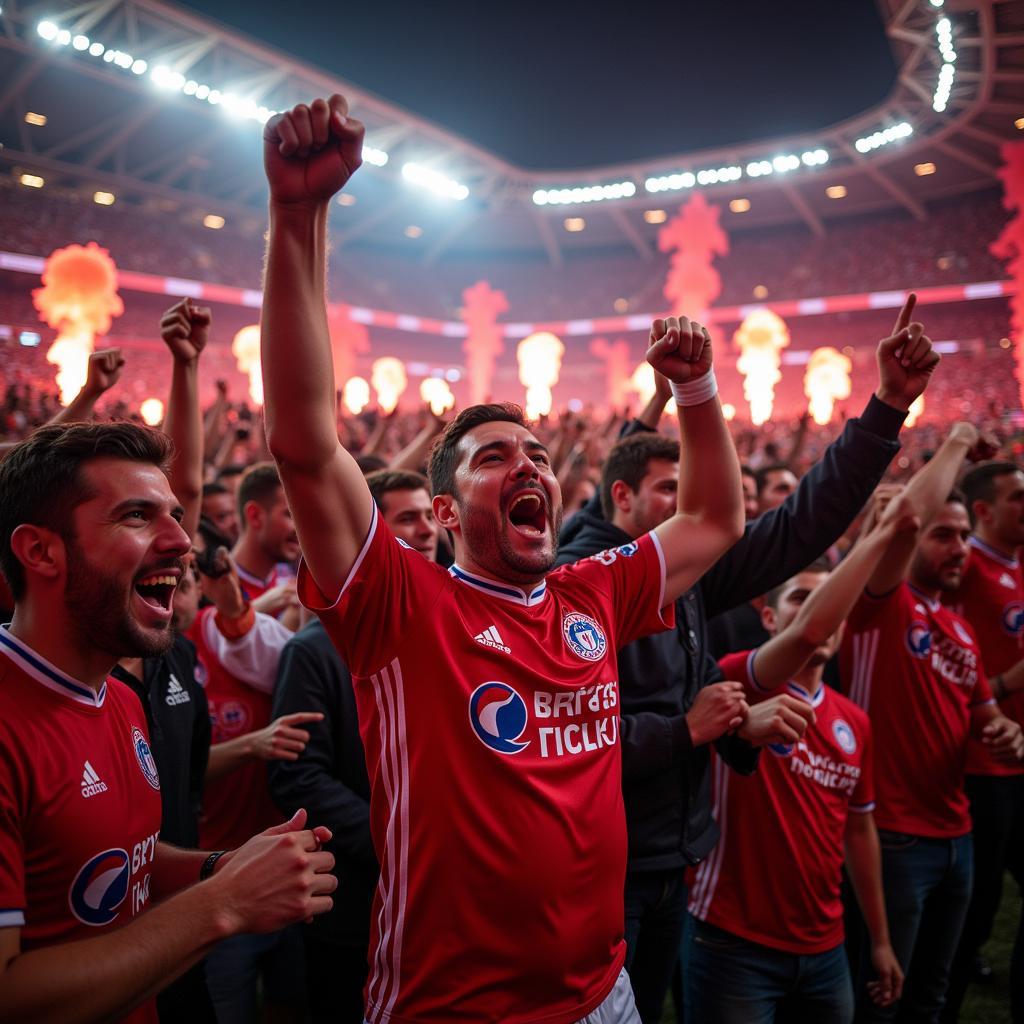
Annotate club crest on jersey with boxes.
[616,541,639,558]
[905,622,932,659]
[833,719,857,755]
[768,742,794,757]
[468,682,530,754]
[1003,602,1024,637]
[563,613,607,662]
[69,848,130,926]
[131,727,160,790]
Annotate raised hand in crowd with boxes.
[874,293,941,412]
[50,347,126,426]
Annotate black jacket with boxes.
[268,619,377,949]
[113,634,210,849]
[556,394,906,871]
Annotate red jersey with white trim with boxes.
[190,607,279,850]
[840,583,995,837]
[0,627,161,1024]
[945,537,1024,777]
[689,651,874,955]
[235,561,293,603]
[298,505,673,1024]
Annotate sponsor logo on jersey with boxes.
[616,541,639,558]
[832,719,857,755]
[1000,572,1017,590]
[1002,601,1024,637]
[165,673,191,706]
[80,760,108,799]
[468,682,530,754]
[474,625,511,654]
[131,727,160,790]
[952,620,974,646]
[905,621,932,659]
[69,848,130,926]
[563,613,607,662]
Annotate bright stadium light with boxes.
[72,34,89,50]
[55,28,71,45]
[530,180,637,206]
[402,162,469,200]
[854,121,913,153]
[932,17,957,111]
[37,20,58,40]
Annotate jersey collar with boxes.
[969,535,1019,570]
[907,582,941,612]
[235,562,272,589]
[786,680,826,708]
[0,625,107,708]
[448,564,548,607]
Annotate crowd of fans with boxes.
[0,93,1023,1024]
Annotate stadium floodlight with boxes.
[131,59,147,75]
[20,173,44,188]
[932,16,957,111]
[363,147,389,166]
[72,34,89,50]
[531,180,637,206]
[854,121,912,153]
[55,28,71,45]
[402,162,469,200]
[37,20,58,40]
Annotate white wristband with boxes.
[671,371,718,407]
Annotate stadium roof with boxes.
[1,0,1023,264]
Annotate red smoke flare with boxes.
[658,194,729,322]
[461,280,509,405]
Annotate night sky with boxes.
[181,0,896,170]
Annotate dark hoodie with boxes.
[556,394,907,870]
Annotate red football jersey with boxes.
[0,627,162,1024]
[190,607,280,850]
[299,504,673,1024]
[841,583,995,837]
[690,652,874,954]
[946,537,1024,777]
[235,561,293,603]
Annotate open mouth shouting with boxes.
[506,489,549,539]
[132,568,181,625]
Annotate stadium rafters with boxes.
[0,0,1022,265]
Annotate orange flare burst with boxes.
[517,332,565,419]
[461,281,509,405]
[803,347,852,425]
[905,395,925,428]
[231,325,263,406]
[342,376,371,415]
[372,357,408,413]
[33,242,123,405]
[628,362,676,414]
[733,310,791,425]
[420,378,455,416]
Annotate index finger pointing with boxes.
[282,712,325,725]
[892,292,917,335]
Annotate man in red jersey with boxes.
[0,422,337,1022]
[260,94,744,1023]
[942,461,1024,1020]
[841,422,1024,1022]
[686,488,920,1023]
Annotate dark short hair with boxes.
[599,433,680,520]
[427,403,527,498]
[356,454,387,476]
[237,462,281,520]
[0,422,172,600]
[754,463,793,496]
[202,481,229,499]
[960,461,1020,525]
[764,556,833,609]
[740,464,756,482]
[215,463,246,482]
[366,469,430,512]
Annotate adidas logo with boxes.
[474,625,511,654]
[165,673,191,706]
[81,760,108,799]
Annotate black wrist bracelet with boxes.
[199,850,227,881]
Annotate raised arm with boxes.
[261,95,372,598]
[52,348,125,425]
[650,316,745,604]
[160,298,209,538]
[751,492,920,690]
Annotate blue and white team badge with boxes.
[905,622,932,659]
[563,613,607,662]
[833,719,857,755]
[69,848,130,926]
[1003,602,1024,637]
[952,620,974,646]
[616,541,639,558]
[469,682,530,754]
[131,726,160,790]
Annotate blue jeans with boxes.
[205,925,306,1024]
[683,916,854,1024]
[857,831,973,1023]
[623,869,689,1023]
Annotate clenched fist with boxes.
[160,297,210,364]
[84,348,125,397]
[646,316,713,384]
[263,94,365,207]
